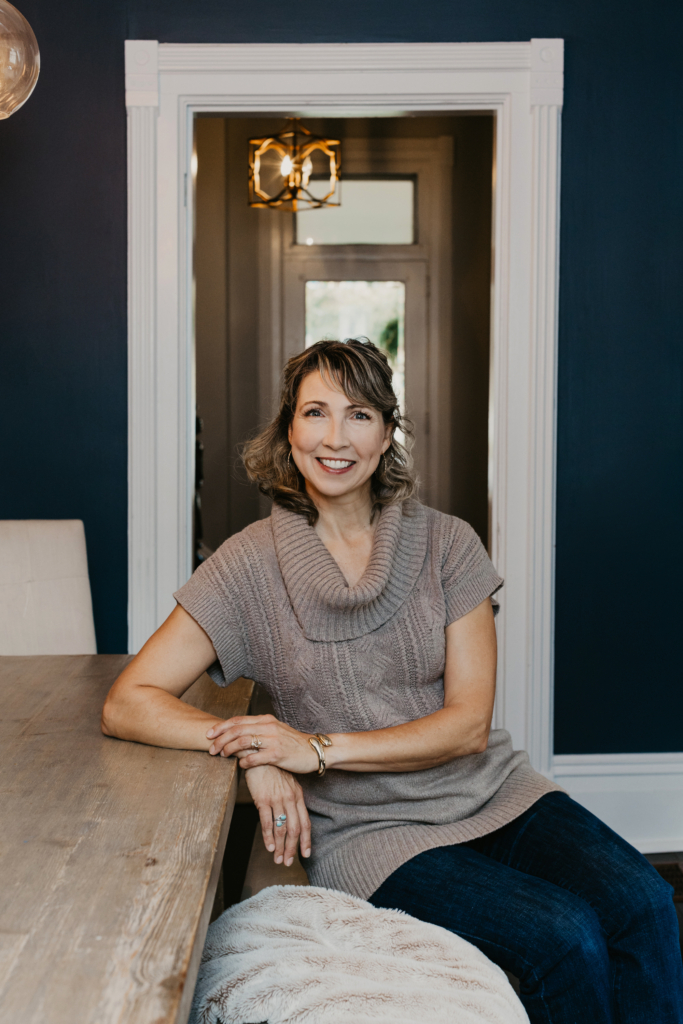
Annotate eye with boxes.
[352,411,371,420]
[303,408,324,417]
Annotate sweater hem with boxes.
[306,764,562,901]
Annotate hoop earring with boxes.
[287,449,292,471]
[382,452,387,473]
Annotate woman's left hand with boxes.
[206,714,320,774]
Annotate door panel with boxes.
[283,258,429,496]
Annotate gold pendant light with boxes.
[0,0,40,119]
[248,118,341,212]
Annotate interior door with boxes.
[283,257,429,496]
[258,135,453,512]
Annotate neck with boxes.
[306,481,376,542]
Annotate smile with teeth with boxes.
[317,457,356,471]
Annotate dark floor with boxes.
[645,852,683,954]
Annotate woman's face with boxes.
[288,370,392,503]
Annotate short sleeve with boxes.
[174,545,251,687]
[441,518,504,626]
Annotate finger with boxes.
[209,728,242,754]
[213,724,279,756]
[273,809,288,863]
[297,796,312,859]
[237,751,275,768]
[206,714,275,740]
[214,730,264,757]
[258,804,275,854]
[273,807,287,864]
[206,718,240,739]
[282,800,301,867]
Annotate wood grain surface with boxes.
[0,655,253,1024]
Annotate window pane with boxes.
[296,180,414,245]
[305,280,405,414]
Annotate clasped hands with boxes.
[206,714,318,867]
[206,713,320,774]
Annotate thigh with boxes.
[368,840,607,984]
[468,792,671,934]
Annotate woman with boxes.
[103,339,682,1024]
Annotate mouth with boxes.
[316,457,356,474]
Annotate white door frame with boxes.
[125,38,683,856]
[125,43,564,769]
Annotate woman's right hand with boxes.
[244,764,311,867]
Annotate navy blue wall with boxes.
[1,1,680,752]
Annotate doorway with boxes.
[193,115,494,560]
[126,37,564,784]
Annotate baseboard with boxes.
[552,754,683,854]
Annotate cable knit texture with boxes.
[175,500,559,900]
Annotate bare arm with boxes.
[102,604,312,866]
[101,604,227,749]
[207,597,497,772]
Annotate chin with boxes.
[308,470,362,496]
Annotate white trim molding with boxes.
[554,754,683,853]
[125,40,564,776]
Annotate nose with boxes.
[322,413,349,451]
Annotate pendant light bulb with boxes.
[0,0,40,119]
[280,154,293,177]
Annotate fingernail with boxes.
[285,859,293,867]
[303,849,311,858]
[275,856,283,864]
[267,845,275,852]
[209,746,215,754]
[206,730,214,737]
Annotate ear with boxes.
[382,422,394,452]
[288,423,293,444]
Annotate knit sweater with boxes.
[174,500,559,900]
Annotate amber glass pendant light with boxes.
[0,0,40,119]
[248,118,341,211]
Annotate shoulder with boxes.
[411,502,485,566]
[214,515,274,561]
[194,515,276,590]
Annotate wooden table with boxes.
[0,655,253,1024]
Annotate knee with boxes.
[523,898,608,983]
[556,904,607,966]
[616,863,676,932]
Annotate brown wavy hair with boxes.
[242,338,417,524]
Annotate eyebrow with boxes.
[300,399,371,410]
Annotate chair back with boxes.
[0,520,97,655]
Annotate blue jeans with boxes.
[368,792,683,1023]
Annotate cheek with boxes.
[290,419,320,453]
[353,426,386,460]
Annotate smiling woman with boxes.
[102,338,683,1024]
[242,338,416,529]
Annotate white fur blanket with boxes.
[190,885,529,1024]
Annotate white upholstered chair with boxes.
[0,520,97,655]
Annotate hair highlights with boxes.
[242,338,418,524]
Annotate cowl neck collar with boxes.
[271,499,427,641]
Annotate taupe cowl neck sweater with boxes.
[175,500,558,900]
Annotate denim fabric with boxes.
[369,792,683,1024]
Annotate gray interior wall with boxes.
[224,120,265,538]
[194,118,228,553]
[195,118,271,550]
[448,117,494,545]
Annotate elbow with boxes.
[469,722,491,755]
[101,694,121,738]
